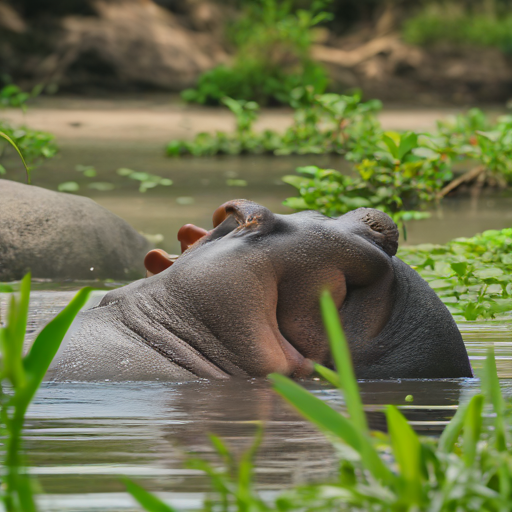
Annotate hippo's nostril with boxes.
[212,205,228,228]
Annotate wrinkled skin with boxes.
[48,200,473,381]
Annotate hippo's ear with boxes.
[212,200,274,231]
[144,249,178,276]
[341,208,399,257]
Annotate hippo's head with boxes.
[63,199,471,382]
[137,199,404,379]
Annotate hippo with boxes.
[0,180,150,280]
[47,200,473,381]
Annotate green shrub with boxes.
[168,91,382,156]
[0,124,57,178]
[181,0,332,106]
[403,2,512,53]
[282,130,452,229]
[0,84,57,179]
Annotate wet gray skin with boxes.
[47,200,473,382]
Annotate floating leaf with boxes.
[87,182,115,191]
[58,181,79,192]
[428,279,453,289]
[176,196,195,205]
[473,268,504,279]
[226,179,248,186]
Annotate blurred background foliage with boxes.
[3,0,512,105]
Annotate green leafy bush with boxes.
[400,228,512,321]
[403,2,512,53]
[0,84,38,110]
[0,124,57,176]
[282,129,453,229]
[181,0,331,106]
[0,84,57,178]
[168,91,382,157]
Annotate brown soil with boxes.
[1,96,465,144]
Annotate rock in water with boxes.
[0,180,150,280]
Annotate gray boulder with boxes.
[0,180,150,280]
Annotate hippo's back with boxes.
[0,179,149,280]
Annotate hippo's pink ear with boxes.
[144,249,177,277]
[177,224,208,253]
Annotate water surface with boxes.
[2,140,512,511]
[0,290,508,511]
[4,142,512,254]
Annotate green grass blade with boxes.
[270,373,393,483]
[0,131,31,184]
[482,347,507,451]
[13,273,30,358]
[1,273,31,387]
[123,478,177,512]
[22,287,91,404]
[208,433,235,467]
[314,363,340,387]
[320,290,368,433]
[270,373,361,450]
[237,427,264,509]
[17,473,37,512]
[462,394,484,466]
[386,405,422,503]
[438,399,470,454]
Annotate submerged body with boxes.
[47,201,473,381]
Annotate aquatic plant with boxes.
[281,129,452,229]
[400,227,512,321]
[167,91,382,157]
[169,95,512,206]
[269,292,511,511]
[0,131,31,184]
[0,275,90,511]
[181,0,331,106]
[0,84,57,178]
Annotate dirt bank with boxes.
[1,96,474,145]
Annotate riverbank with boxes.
[2,95,502,144]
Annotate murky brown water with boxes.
[4,141,512,254]
[2,141,512,511]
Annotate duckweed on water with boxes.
[400,228,512,321]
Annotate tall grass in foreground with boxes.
[0,275,90,511]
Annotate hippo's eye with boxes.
[208,214,239,241]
